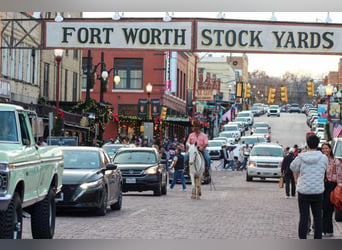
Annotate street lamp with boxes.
[146,82,153,120]
[326,84,333,122]
[54,49,63,115]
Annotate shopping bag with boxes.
[330,185,342,209]
[279,176,284,188]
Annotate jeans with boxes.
[240,157,248,170]
[170,170,186,190]
[322,181,337,235]
[225,160,236,171]
[284,173,296,197]
[297,192,323,239]
[184,149,211,171]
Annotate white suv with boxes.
[236,111,254,126]
[267,105,280,117]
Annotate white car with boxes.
[236,111,254,126]
[207,140,226,160]
[252,127,271,142]
[213,137,234,145]
[267,105,280,117]
[218,132,237,144]
[222,124,241,139]
[246,143,284,181]
[228,121,245,136]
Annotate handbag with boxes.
[330,185,342,209]
[279,176,284,188]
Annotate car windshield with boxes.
[113,151,157,164]
[0,111,18,142]
[254,128,269,134]
[270,105,279,109]
[237,113,250,117]
[251,147,284,157]
[63,150,100,169]
[241,137,259,144]
[102,144,126,156]
[208,141,225,147]
[235,117,248,123]
[223,126,238,132]
[253,123,268,129]
[219,132,234,138]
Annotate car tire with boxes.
[31,187,56,239]
[246,172,253,182]
[0,192,22,239]
[153,183,162,196]
[110,188,122,211]
[96,188,107,216]
[335,207,342,222]
[161,176,167,195]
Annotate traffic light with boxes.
[160,107,167,120]
[236,82,243,98]
[267,88,276,104]
[244,83,251,98]
[280,86,288,102]
[307,81,314,96]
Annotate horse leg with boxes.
[190,173,196,199]
[195,177,200,200]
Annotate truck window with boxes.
[18,113,31,145]
[0,111,18,142]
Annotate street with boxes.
[21,113,342,239]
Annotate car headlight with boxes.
[248,161,256,168]
[80,179,103,190]
[145,166,158,175]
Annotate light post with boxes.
[326,84,333,122]
[54,49,63,115]
[146,82,153,121]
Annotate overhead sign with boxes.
[45,20,193,51]
[44,19,342,55]
[196,20,342,54]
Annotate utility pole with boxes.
[86,50,91,105]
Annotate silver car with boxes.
[246,143,284,181]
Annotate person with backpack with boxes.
[281,147,296,198]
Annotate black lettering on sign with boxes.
[102,28,114,44]
[62,27,76,43]
[122,28,139,43]
[151,28,162,45]
[78,28,89,44]
[174,29,186,45]
[297,32,309,48]
[250,31,263,47]
[272,31,286,48]
[139,28,150,44]
[201,29,212,46]
[310,32,321,48]
[213,30,224,46]
[322,32,334,49]
[162,29,173,45]
[238,30,248,47]
[225,30,236,47]
[284,32,296,48]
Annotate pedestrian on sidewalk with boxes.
[217,144,228,170]
[290,134,328,239]
[225,147,236,171]
[321,142,341,237]
[281,147,296,198]
[169,148,187,191]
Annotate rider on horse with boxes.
[184,120,211,171]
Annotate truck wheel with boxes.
[31,187,56,239]
[0,192,22,239]
[153,183,162,196]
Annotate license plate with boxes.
[55,192,64,201]
[126,178,136,184]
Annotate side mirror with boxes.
[106,163,118,170]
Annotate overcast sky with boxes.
[84,12,342,79]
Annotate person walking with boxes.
[225,147,236,171]
[281,147,296,198]
[290,134,328,239]
[169,148,187,191]
[321,142,340,237]
[217,144,228,170]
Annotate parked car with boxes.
[112,147,168,196]
[56,146,123,216]
[289,103,301,113]
[102,143,135,159]
[207,140,226,160]
[236,111,254,126]
[246,143,284,181]
[240,135,266,148]
[222,124,240,140]
[252,127,271,142]
[267,105,280,117]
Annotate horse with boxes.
[187,142,205,199]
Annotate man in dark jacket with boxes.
[169,148,187,191]
[281,147,296,198]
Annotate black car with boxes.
[56,147,123,216]
[113,147,168,196]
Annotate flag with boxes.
[221,109,231,122]
[333,123,342,138]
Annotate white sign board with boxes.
[45,21,193,51]
[196,20,342,55]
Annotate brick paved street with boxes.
[22,163,342,239]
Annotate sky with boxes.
[84,12,342,79]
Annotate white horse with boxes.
[187,142,205,199]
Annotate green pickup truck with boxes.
[0,104,64,239]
